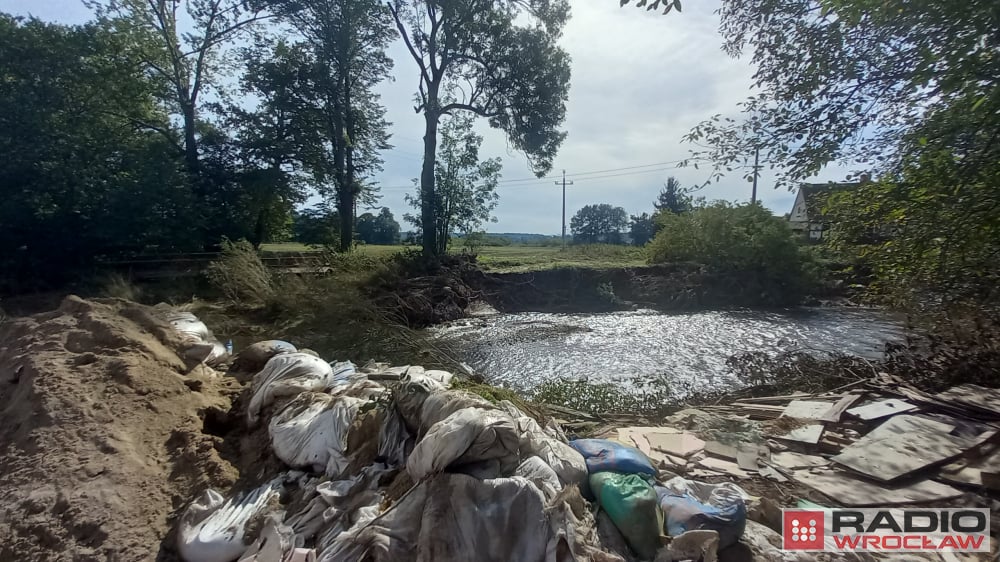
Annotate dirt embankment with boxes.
[0,296,243,562]
[480,263,823,313]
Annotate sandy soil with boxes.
[0,296,243,561]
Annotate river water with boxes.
[430,308,905,396]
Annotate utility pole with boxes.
[555,170,573,246]
[751,146,762,205]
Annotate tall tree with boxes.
[404,111,502,255]
[571,204,630,245]
[629,213,656,246]
[653,176,692,215]
[387,0,571,256]
[357,207,402,245]
[88,0,272,177]
[269,0,395,251]
[0,15,194,289]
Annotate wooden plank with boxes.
[794,469,964,506]
[697,456,751,479]
[647,432,705,458]
[736,449,760,472]
[704,441,739,461]
[773,424,825,445]
[936,384,1000,417]
[782,400,837,420]
[733,393,822,404]
[820,392,866,423]
[771,451,829,470]
[846,398,917,421]
[831,415,971,482]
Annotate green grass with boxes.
[258,242,646,273]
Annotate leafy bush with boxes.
[204,238,275,304]
[648,202,815,303]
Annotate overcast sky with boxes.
[2,0,851,234]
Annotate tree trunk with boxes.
[421,109,440,256]
[181,102,199,177]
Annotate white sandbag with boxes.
[406,407,520,480]
[177,478,283,562]
[268,393,363,477]
[236,514,295,562]
[233,340,297,372]
[247,353,336,425]
[515,456,562,501]
[400,365,453,389]
[321,474,551,562]
[505,407,588,489]
[159,308,228,366]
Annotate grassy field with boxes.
[259,243,648,272]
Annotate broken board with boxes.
[647,432,705,458]
[771,451,829,470]
[846,398,917,421]
[832,415,970,482]
[794,469,964,506]
[697,456,751,479]
[936,384,1000,417]
[773,424,825,445]
[781,400,835,421]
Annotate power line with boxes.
[374,160,685,191]
[497,160,684,184]
[555,170,574,246]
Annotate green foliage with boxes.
[404,112,502,254]
[826,98,1000,306]
[0,15,197,291]
[356,208,402,245]
[266,0,395,252]
[619,0,683,15]
[648,202,815,303]
[388,0,571,255]
[571,204,630,245]
[292,207,339,247]
[684,0,1000,189]
[629,213,656,247]
[204,238,275,304]
[653,177,692,215]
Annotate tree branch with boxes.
[387,2,430,90]
[440,102,498,118]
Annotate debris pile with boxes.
[602,376,1000,558]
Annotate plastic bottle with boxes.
[225,339,234,355]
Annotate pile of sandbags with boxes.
[174,348,622,562]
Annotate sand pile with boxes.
[0,296,242,561]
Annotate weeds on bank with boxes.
[97,272,144,302]
[532,376,676,417]
[205,238,275,304]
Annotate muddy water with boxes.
[430,308,905,396]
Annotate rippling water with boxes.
[430,308,905,395]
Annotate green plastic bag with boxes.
[590,472,664,560]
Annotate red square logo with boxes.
[783,510,825,550]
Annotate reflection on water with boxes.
[430,308,905,395]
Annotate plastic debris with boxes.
[656,476,748,549]
[570,439,658,477]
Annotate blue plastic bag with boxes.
[655,477,748,548]
[568,438,657,476]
